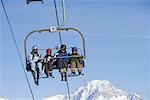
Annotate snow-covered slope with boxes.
[43,80,142,100]
[0,97,8,100]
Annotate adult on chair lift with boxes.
[43,48,54,78]
[28,46,42,85]
[55,44,68,81]
[28,46,42,72]
[70,47,84,76]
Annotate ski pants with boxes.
[70,58,83,73]
[30,62,42,72]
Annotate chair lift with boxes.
[26,0,43,4]
[24,0,85,85]
[24,27,86,85]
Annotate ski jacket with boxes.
[28,52,41,63]
[55,50,69,61]
[43,55,53,63]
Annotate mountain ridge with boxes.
[43,80,143,100]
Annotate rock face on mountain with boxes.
[43,80,142,100]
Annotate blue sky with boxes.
[0,0,150,100]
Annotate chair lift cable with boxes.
[53,0,62,45]
[0,0,35,100]
[57,0,66,28]
[66,79,71,100]
[53,0,71,100]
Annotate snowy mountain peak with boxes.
[86,80,111,90]
[43,80,143,100]
[84,80,115,92]
[72,80,128,100]
[88,80,110,85]
[43,95,64,100]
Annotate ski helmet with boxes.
[32,46,38,53]
[32,46,38,50]
[60,44,66,51]
[72,47,77,52]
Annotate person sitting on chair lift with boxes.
[43,48,54,78]
[55,44,68,81]
[28,46,42,76]
[70,47,84,75]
